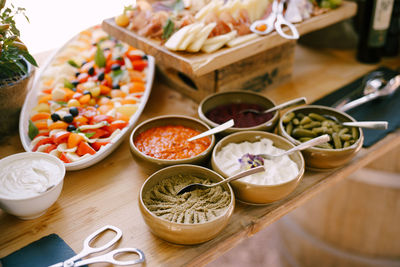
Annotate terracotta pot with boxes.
[0,62,34,137]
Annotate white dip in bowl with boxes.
[214,138,299,185]
[0,152,65,219]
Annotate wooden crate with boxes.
[102,1,356,102]
[157,41,295,102]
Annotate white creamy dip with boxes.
[0,157,62,199]
[215,138,299,185]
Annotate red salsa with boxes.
[205,103,274,128]
[134,125,211,160]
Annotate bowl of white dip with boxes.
[211,131,305,204]
[0,152,65,219]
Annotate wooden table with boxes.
[1,45,399,267]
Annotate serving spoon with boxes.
[338,75,400,112]
[240,97,306,115]
[332,72,386,109]
[188,119,234,141]
[176,166,265,195]
[241,134,330,163]
[322,115,388,130]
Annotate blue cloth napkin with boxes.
[0,234,79,267]
[313,67,400,147]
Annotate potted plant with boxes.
[0,0,37,136]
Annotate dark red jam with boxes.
[205,103,274,128]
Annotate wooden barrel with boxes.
[277,153,400,266]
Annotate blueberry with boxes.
[111,64,120,71]
[67,125,76,132]
[71,80,79,87]
[63,114,74,123]
[83,90,92,96]
[97,72,105,81]
[142,55,148,60]
[88,67,95,76]
[69,107,79,117]
[112,83,120,89]
[75,72,80,77]
[51,113,61,122]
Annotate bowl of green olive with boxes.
[278,105,363,170]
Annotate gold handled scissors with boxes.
[49,225,145,267]
[250,0,299,40]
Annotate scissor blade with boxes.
[47,262,64,267]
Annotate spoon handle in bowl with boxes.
[213,166,265,186]
[282,134,331,156]
[265,97,307,114]
[342,121,388,130]
[188,119,234,142]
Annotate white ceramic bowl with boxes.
[0,152,65,219]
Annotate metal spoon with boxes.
[323,115,388,130]
[188,119,234,142]
[248,134,330,160]
[332,72,386,109]
[338,75,400,112]
[40,185,55,193]
[240,97,307,115]
[176,166,265,195]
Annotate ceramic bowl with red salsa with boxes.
[129,115,215,166]
[198,91,280,135]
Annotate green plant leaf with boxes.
[110,69,124,85]
[28,119,39,140]
[84,132,96,138]
[67,59,79,68]
[14,59,26,74]
[55,101,67,106]
[21,50,38,67]
[162,18,174,40]
[64,79,75,89]
[95,44,106,68]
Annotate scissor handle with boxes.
[250,16,276,35]
[74,248,146,266]
[275,14,300,40]
[67,225,123,264]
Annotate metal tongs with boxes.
[49,225,145,267]
[250,0,299,40]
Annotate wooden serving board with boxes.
[102,1,357,77]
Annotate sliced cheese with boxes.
[226,33,258,47]
[165,24,194,51]
[57,143,77,153]
[178,23,204,50]
[187,22,216,52]
[29,136,47,150]
[50,149,61,158]
[78,121,108,131]
[36,143,53,153]
[203,30,237,46]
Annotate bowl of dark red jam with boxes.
[198,91,280,135]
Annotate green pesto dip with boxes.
[143,174,231,224]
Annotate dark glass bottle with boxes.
[383,0,400,57]
[355,0,395,63]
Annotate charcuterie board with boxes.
[102,1,356,77]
